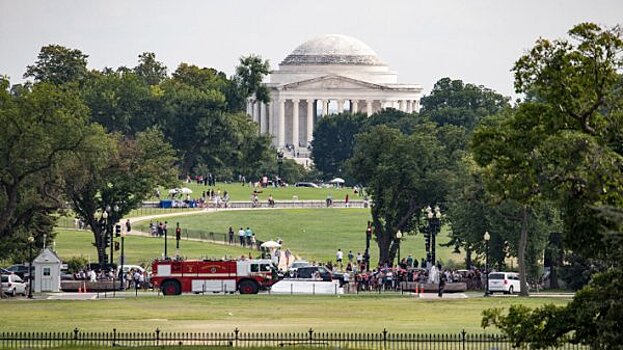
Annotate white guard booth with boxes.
[33,248,62,292]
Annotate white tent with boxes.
[328,178,345,184]
[260,240,282,249]
[168,188,179,194]
[179,187,193,194]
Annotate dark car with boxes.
[5,264,31,279]
[294,182,320,188]
[294,266,346,286]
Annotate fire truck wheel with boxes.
[238,280,259,294]
[161,280,181,296]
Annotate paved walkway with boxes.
[124,207,304,271]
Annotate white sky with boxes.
[1,0,622,97]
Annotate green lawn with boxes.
[0,294,570,333]
[157,182,358,201]
[134,209,463,266]
[53,230,258,266]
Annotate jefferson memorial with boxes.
[246,34,423,152]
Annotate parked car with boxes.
[488,272,521,294]
[5,264,31,279]
[294,182,320,188]
[294,266,345,286]
[1,274,28,296]
[287,260,311,277]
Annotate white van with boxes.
[488,272,520,294]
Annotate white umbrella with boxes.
[260,240,282,248]
[180,187,193,194]
[329,178,345,184]
[168,188,179,194]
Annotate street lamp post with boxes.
[484,231,491,297]
[102,209,109,269]
[120,229,126,290]
[365,222,372,271]
[27,236,34,299]
[425,206,442,266]
[395,230,403,266]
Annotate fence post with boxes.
[155,328,160,347]
[461,329,466,350]
[234,327,239,347]
[112,328,116,347]
[308,328,314,345]
[383,328,388,350]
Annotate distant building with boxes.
[247,34,423,155]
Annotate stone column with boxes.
[292,99,300,148]
[406,100,412,113]
[260,102,268,134]
[306,99,314,145]
[254,100,261,123]
[278,99,286,147]
[413,99,420,112]
[246,99,253,117]
[398,100,405,112]
[366,100,373,116]
[320,99,328,116]
[337,99,345,114]
[351,100,358,114]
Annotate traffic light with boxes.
[115,224,121,238]
[114,241,120,251]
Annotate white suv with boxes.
[1,274,28,297]
[488,272,521,294]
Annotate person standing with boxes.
[228,227,234,244]
[285,248,292,266]
[245,227,253,247]
[438,270,446,298]
[238,227,245,247]
[344,194,349,208]
[348,250,354,263]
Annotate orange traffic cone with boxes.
[82,282,87,293]
[415,284,419,295]
[78,285,82,293]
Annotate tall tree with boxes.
[420,77,510,131]
[24,45,89,85]
[348,124,446,265]
[481,23,623,349]
[234,55,271,103]
[63,129,178,264]
[133,52,167,86]
[311,112,367,181]
[0,78,93,261]
[83,69,156,134]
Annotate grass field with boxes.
[133,209,463,265]
[0,294,571,333]
[53,230,257,266]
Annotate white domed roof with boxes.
[281,34,385,66]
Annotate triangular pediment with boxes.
[281,75,387,91]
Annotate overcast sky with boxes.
[1,0,622,97]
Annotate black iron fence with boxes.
[0,328,587,349]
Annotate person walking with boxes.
[336,249,344,270]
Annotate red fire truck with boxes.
[151,258,277,295]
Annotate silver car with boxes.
[1,274,28,296]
